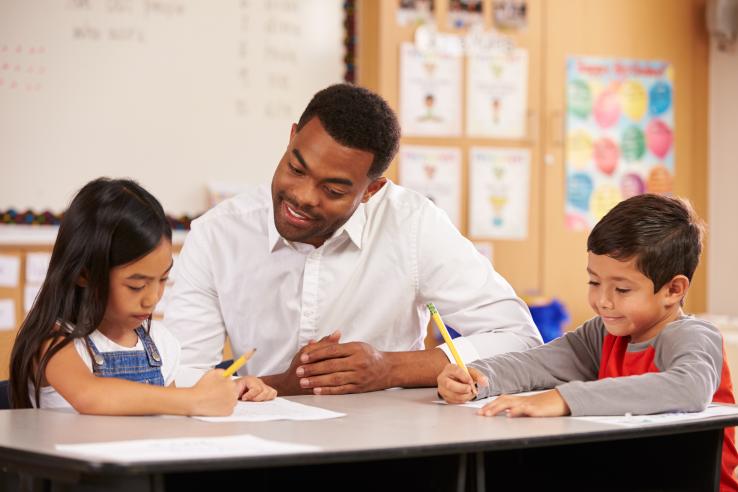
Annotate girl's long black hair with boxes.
[9,178,172,408]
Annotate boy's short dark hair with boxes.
[587,193,705,292]
[296,83,400,179]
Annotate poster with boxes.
[466,46,528,139]
[24,284,41,314]
[396,0,434,26]
[400,42,463,137]
[565,56,674,230]
[0,298,16,330]
[448,0,483,29]
[0,254,20,287]
[399,145,462,228]
[469,147,530,239]
[25,252,51,284]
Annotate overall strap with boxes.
[135,326,163,367]
[83,335,105,368]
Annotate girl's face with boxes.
[99,238,173,336]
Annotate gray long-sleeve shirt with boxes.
[468,316,728,416]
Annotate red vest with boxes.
[599,334,738,492]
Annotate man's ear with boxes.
[362,177,387,203]
[663,275,690,306]
[289,123,298,141]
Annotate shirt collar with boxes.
[334,202,366,249]
[266,195,367,252]
[266,198,284,253]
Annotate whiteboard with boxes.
[0,0,344,215]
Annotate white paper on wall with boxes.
[25,252,51,284]
[469,147,531,240]
[24,284,42,314]
[0,255,21,287]
[0,298,16,331]
[399,145,462,228]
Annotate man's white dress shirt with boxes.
[165,181,541,382]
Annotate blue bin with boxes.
[528,299,569,343]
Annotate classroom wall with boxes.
[357,0,709,329]
[707,39,738,317]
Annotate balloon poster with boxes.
[565,56,674,230]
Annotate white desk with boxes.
[1,388,736,491]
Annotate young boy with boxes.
[438,193,738,491]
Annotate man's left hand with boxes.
[296,333,393,394]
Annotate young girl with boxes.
[9,178,276,415]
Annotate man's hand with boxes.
[259,332,342,395]
[478,389,570,418]
[296,331,394,395]
[261,331,450,396]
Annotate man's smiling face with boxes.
[271,117,385,248]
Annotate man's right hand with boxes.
[260,332,342,395]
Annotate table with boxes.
[1,388,736,491]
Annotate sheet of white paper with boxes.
[192,397,346,423]
[24,284,41,313]
[25,252,51,284]
[400,42,463,137]
[570,404,738,427]
[0,298,16,330]
[399,145,462,228]
[469,147,531,240]
[0,255,20,287]
[466,47,529,139]
[56,434,319,462]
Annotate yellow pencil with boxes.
[222,348,256,378]
[428,303,477,396]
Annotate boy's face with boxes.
[586,252,685,343]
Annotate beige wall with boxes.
[358,0,710,328]
[708,40,738,316]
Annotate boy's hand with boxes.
[478,389,571,418]
[190,369,240,416]
[239,376,277,402]
[437,363,488,404]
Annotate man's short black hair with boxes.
[296,83,400,179]
[587,193,705,292]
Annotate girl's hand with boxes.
[239,376,278,402]
[190,369,240,416]
[437,364,487,404]
[478,389,570,418]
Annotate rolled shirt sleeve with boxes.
[417,202,542,364]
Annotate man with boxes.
[165,83,541,395]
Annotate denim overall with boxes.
[84,326,165,386]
